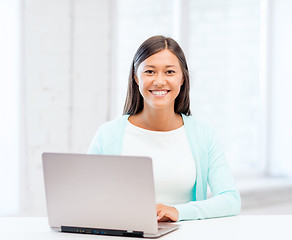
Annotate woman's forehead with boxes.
[140,49,180,68]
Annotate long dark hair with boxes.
[123,35,191,116]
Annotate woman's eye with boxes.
[166,70,175,74]
[145,70,154,74]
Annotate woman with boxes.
[88,35,241,222]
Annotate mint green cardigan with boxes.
[88,114,241,221]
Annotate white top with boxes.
[121,121,196,205]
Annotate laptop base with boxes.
[61,226,143,238]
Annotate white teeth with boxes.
[151,90,168,96]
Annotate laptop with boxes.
[42,152,180,238]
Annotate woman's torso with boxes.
[121,120,196,205]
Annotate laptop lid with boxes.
[42,153,159,235]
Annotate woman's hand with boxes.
[156,203,179,222]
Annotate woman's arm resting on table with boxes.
[174,127,241,221]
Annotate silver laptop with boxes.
[42,153,180,238]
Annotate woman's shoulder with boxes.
[98,114,129,134]
[88,115,129,154]
[182,114,214,132]
[90,115,129,145]
[182,114,219,149]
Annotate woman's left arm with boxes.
[173,128,241,221]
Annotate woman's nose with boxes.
[153,74,166,86]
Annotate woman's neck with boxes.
[129,108,183,131]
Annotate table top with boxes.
[1,215,292,240]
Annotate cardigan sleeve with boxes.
[174,128,241,221]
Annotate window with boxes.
[188,0,261,175]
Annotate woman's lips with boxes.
[149,90,170,97]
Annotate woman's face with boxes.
[135,49,184,112]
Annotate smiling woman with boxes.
[124,36,191,120]
[129,49,184,131]
[88,35,241,222]
[134,50,183,114]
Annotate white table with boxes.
[1,215,291,240]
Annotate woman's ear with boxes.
[181,77,184,86]
[134,75,139,85]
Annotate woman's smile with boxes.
[149,90,170,97]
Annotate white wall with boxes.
[0,0,20,215]
[268,0,292,176]
[21,0,113,216]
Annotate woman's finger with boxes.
[157,209,164,220]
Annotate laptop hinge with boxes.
[61,226,144,238]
